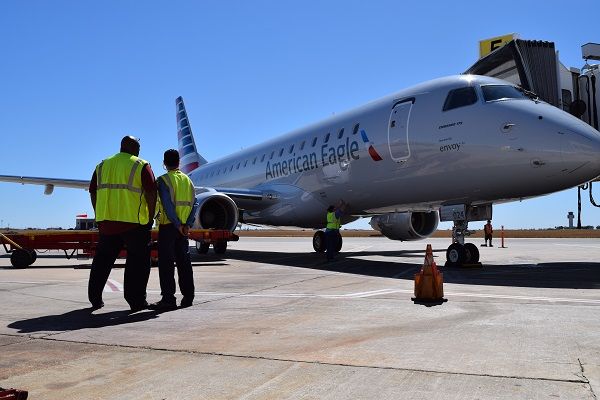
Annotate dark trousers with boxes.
[485,234,493,245]
[325,229,339,260]
[88,226,151,308]
[158,224,195,302]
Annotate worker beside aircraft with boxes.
[150,149,199,310]
[483,220,493,247]
[325,201,347,262]
[88,136,157,312]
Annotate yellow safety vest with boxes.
[95,152,150,225]
[157,170,195,226]
[326,211,341,230]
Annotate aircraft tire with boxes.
[464,243,479,264]
[27,249,37,264]
[446,243,466,267]
[196,242,210,254]
[213,241,227,254]
[313,231,325,253]
[10,249,32,268]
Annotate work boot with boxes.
[90,301,104,311]
[149,299,177,311]
[180,297,194,308]
[129,301,150,313]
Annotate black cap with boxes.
[163,149,180,168]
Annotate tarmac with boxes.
[1,236,599,399]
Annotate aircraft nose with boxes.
[561,121,600,180]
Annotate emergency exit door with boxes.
[388,98,414,162]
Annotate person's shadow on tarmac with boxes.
[8,308,161,333]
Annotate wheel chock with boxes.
[412,244,447,306]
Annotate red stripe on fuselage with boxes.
[368,146,383,161]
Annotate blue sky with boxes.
[0,1,599,230]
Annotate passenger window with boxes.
[300,140,305,150]
[324,133,330,143]
[443,87,478,111]
[278,148,284,157]
[236,162,240,169]
[289,144,294,154]
[481,85,527,102]
[337,128,344,139]
[353,123,359,135]
[311,137,317,147]
[261,154,266,162]
[253,156,257,165]
[270,151,274,160]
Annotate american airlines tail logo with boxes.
[360,129,383,161]
[176,97,201,173]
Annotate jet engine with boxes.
[194,190,239,231]
[369,211,438,241]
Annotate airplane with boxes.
[2,74,600,267]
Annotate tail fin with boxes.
[176,96,207,174]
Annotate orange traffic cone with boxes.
[412,244,447,305]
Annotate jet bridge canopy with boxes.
[465,39,560,107]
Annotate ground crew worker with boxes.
[484,219,493,247]
[150,149,199,310]
[88,136,157,312]
[325,201,346,262]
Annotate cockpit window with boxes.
[481,85,527,102]
[442,87,478,111]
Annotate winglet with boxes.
[176,96,207,174]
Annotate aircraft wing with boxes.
[0,174,276,210]
[0,174,89,193]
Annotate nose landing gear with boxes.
[445,220,480,267]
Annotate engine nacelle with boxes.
[195,190,239,232]
[369,211,438,241]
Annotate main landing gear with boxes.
[195,240,227,255]
[312,231,342,253]
[445,220,480,267]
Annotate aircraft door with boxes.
[388,98,414,162]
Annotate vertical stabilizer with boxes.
[176,96,207,174]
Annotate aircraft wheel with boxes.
[464,243,479,264]
[196,242,210,254]
[213,241,227,254]
[10,249,32,268]
[335,234,343,252]
[446,243,466,267]
[313,231,325,253]
[27,249,37,264]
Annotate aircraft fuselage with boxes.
[188,75,600,228]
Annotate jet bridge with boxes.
[466,39,560,107]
